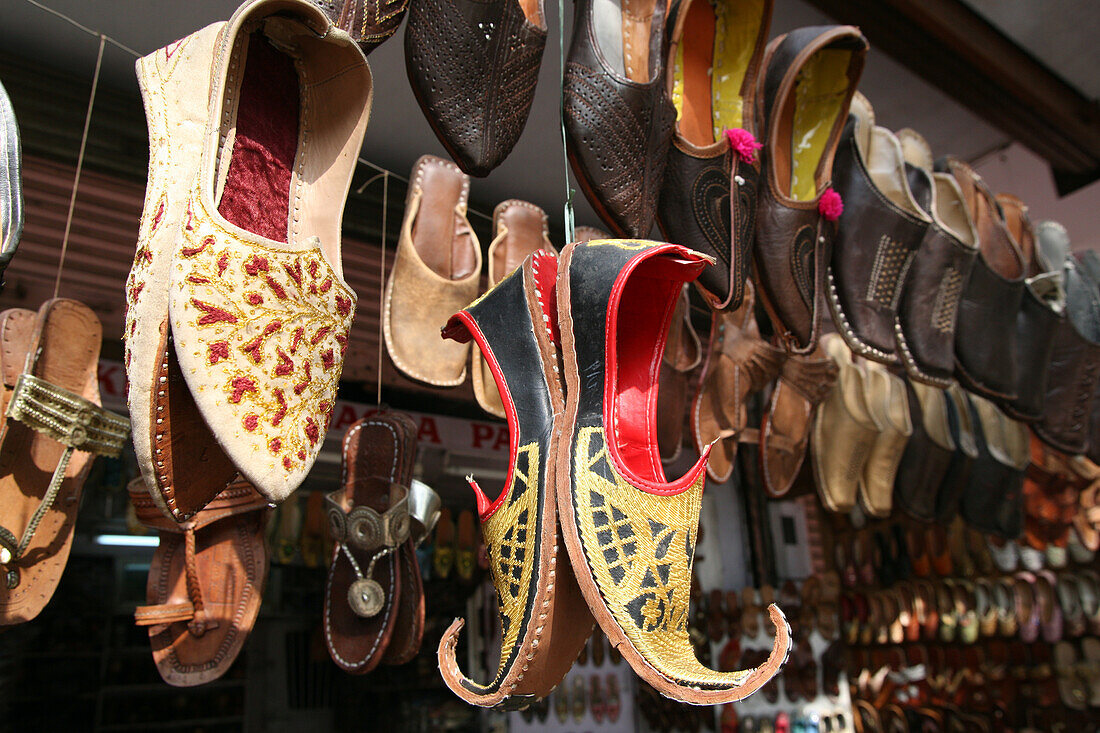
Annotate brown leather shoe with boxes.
[405,0,546,175]
[656,0,773,310]
[893,129,978,387]
[936,156,1026,402]
[999,194,1064,423]
[827,93,931,364]
[692,281,784,481]
[811,333,878,513]
[573,225,610,243]
[384,155,482,386]
[472,200,556,418]
[131,477,270,686]
[961,395,1029,539]
[894,380,955,521]
[760,342,838,497]
[752,25,868,354]
[317,0,410,55]
[563,0,675,236]
[657,286,702,462]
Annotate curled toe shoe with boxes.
[555,238,790,705]
[438,250,594,708]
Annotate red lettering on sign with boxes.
[418,417,441,445]
[493,427,509,452]
[330,405,360,431]
[97,363,121,397]
[471,423,494,448]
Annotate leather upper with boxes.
[406,0,546,176]
[319,0,410,55]
[0,79,22,289]
[894,381,954,522]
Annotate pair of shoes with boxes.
[437,239,790,707]
[127,0,371,519]
[323,412,441,673]
[811,333,911,516]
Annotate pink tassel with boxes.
[724,128,763,165]
[819,188,843,222]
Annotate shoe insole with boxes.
[790,48,852,201]
[593,0,659,83]
[672,0,764,146]
[217,32,299,243]
[411,159,477,280]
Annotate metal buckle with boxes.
[408,479,440,547]
[325,482,410,551]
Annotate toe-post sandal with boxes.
[555,238,790,704]
[127,0,371,518]
[0,300,130,625]
[130,476,270,686]
[438,250,595,708]
[324,412,418,674]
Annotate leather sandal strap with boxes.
[325,481,411,551]
[128,478,268,533]
[134,602,195,626]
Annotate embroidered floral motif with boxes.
[171,192,356,483]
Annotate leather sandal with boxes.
[324,412,417,674]
[555,238,790,703]
[812,333,878,513]
[657,285,703,463]
[472,200,556,418]
[131,476,269,686]
[827,93,930,364]
[691,280,784,481]
[382,477,440,666]
[439,250,594,707]
[133,1,370,512]
[0,300,129,625]
[385,154,481,387]
[761,342,837,498]
[657,0,773,311]
[0,80,22,288]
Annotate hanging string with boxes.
[22,0,140,58]
[376,172,388,405]
[53,33,105,299]
[557,0,576,243]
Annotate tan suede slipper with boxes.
[384,154,481,387]
[859,361,912,518]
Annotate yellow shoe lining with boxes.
[790,48,852,201]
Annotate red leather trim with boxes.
[603,244,710,495]
[532,250,560,346]
[449,310,519,522]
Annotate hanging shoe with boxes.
[434,507,456,578]
[692,281,784,482]
[385,155,481,387]
[131,476,269,686]
[317,0,410,56]
[324,413,419,674]
[960,395,1029,539]
[937,383,978,522]
[811,333,878,514]
[894,381,955,522]
[382,476,440,666]
[437,250,595,708]
[455,509,477,581]
[752,25,868,354]
[657,285,702,463]
[827,93,930,364]
[574,225,610,244]
[0,301,129,625]
[554,238,790,704]
[405,0,546,176]
[472,200,555,418]
[562,0,675,236]
[858,361,912,518]
[935,156,1026,402]
[893,128,979,387]
[128,0,371,516]
[760,342,837,498]
[656,0,773,311]
[0,80,23,289]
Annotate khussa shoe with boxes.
[130,477,269,686]
[472,200,555,418]
[811,333,878,514]
[315,0,409,55]
[1034,224,1100,455]
[0,301,129,625]
[752,25,868,354]
[438,250,594,708]
[563,0,675,237]
[760,342,837,498]
[0,79,23,289]
[935,156,1026,402]
[404,0,546,176]
[998,195,1065,422]
[893,129,978,387]
[858,361,912,518]
[960,395,1029,539]
[656,0,773,310]
[692,281,784,482]
[937,383,978,522]
[827,93,931,363]
[385,155,481,387]
[555,239,790,705]
[656,286,702,462]
[128,0,372,517]
[324,413,419,674]
[893,380,955,522]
